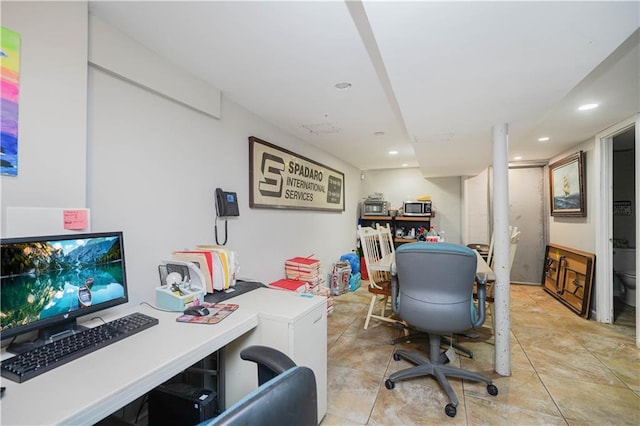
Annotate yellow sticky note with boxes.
[63,210,88,230]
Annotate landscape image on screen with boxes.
[1,236,125,332]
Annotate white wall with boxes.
[360,168,462,243]
[463,168,490,245]
[547,139,596,253]
[1,3,361,309]
[0,1,88,218]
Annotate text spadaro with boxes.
[288,161,323,181]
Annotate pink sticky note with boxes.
[63,210,88,230]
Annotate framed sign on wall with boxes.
[249,136,344,212]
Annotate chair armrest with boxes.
[390,272,400,314]
[473,273,488,328]
[240,345,297,386]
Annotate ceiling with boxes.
[88,1,640,177]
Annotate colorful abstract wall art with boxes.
[1,26,21,176]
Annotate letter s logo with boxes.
[259,153,285,197]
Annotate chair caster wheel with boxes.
[445,404,457,417]
[487,384,498,396]
[385,379,395,390]
[393,353,401,361]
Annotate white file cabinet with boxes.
[223,288,327,422]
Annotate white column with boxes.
[492,123,511,376]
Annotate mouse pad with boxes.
[176,302,239,324]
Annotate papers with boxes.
[172,247,239,293]
[172,251,214,292]
[269,279,309,293]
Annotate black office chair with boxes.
[385,242,498,418]
[203,345,317,426]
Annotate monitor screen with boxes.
[1,231,128,350]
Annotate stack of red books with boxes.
[284,256,322,292]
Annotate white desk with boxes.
[0,288,328,426]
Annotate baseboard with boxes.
[510,281,540,286]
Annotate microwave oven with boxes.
[403,200,432,216]
[362,200,389,216]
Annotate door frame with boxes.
[594,114,639,347]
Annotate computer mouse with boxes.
[183,305,210,316]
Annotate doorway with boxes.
[507,166,546,284]
[595,114,639,348]
[612,127,636,324]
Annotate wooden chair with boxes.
[376,223,395,258]
[358,225,398,329]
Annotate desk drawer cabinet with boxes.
[223,289,327,422]
[257,301,327,419]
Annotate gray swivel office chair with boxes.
[385,242,498,418]
[204,345,317,426]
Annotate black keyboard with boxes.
[1,312,158,383]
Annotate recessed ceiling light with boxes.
[334,82,352,90]
[374,131,385,136]
[388,150,398,155]
[538,137,550,142]
[578,103,598,111]
[514,156,522,160]
[401,163,408,167]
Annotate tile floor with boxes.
[321,284,639,425]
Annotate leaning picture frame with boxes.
[549,151,586,217]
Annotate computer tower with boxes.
[148,383,217,426]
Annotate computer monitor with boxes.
[1,231,129,353]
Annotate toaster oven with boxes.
[362,200,389,216]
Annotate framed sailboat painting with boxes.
[549,151,586,217]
